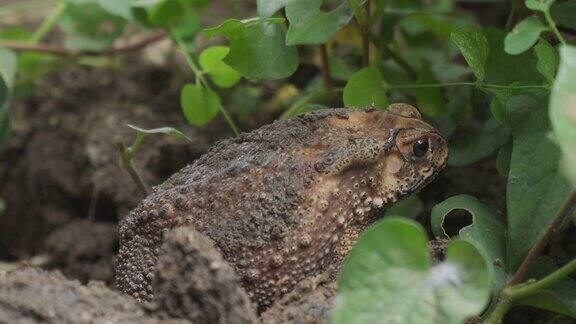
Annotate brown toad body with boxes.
[116,104,449,310]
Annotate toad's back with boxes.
[116,106,449,309]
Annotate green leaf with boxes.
[0,47,17,107]
[525,0,554,12]
[60,2,127,51]
[506,92,573,270]
[0,198,4,214]
[519,259,576,318]
[430,195,507,291]
[169,9,200,41]
[97,0,133,19]
[333,218,491,324]
[0,47,16,155]
[126,124,193,142]
[285,0,353,45]
[448,119,511,166]
[496,143,512,176]
[343,66,388,109]
[504,16,548,55]
[414,65,445,117]
[199,46,241,88]
[257,0,286,18]
[551,0,576,30]
[132,0,190,28]
[451,25,489,81]
[384,195,423,219]
[148,0,184,26]
[550,45,576,185]
[180,83,220,127]
[534,39,559,85]
[483,27,543,86]
[204,18,299,80]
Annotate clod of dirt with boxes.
[149,226,258,324]
[260,275,336,324]
[0,267,186,324]
[45,219,117,284]
[428,238,449,263]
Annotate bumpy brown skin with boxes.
[116,104,449,310]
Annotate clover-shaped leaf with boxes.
[343,66,388,109]
[333,218,491,324]
[285,0,353,45]
[205,18,299,80]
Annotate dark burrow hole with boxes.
[442,209,473,237]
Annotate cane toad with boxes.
[116,104,449,310]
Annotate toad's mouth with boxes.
[401,164,446,197]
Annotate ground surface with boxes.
[0,58,508,322]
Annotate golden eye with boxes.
[412,138,429,158]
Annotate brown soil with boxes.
[0,267,175,323]
[0,61,219,277]
[0,56,511,323]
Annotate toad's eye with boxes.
[413,138,429,158]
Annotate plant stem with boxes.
[172,32,240,136]
[2,32,166,57]
[319,44,333,92]
[507,190,576,286]
[29,0,68,44]
[543,10,566,45]
[115,141,149,197]
[367,32,417,79]
[485,258,576,324]
[362,0,370,67]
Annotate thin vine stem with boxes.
[29,0,68,43]
[171,32,240,136]
[485,258,576,324]
[319,44,334,92]
[543,10,567,45]
[508,190,576,286]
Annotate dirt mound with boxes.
[149,226,258,323]
[0,267,169,323]
[0,63,215,260]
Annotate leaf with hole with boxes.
[204,18,299,80]
[504,16,548,55]
[506,91,573,270]
[180,83,221,127]
[451,25,489,81]
[430,195,507,291]
[333,218,491,324]
[343,66,388,109]
[550,45,576,185]
[414,65,445,117]
[199,46,241,88]
[285,0,353,45]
